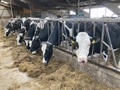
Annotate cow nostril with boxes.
[81,60,85,64]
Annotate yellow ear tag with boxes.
[71,40,75,44]
[92,40,95,44]
[38,38,40,40]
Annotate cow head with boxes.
[24,37,32,50]
[30,36,40,54]
[4,28,11,36]
[4,22,13,36]
[16,26,26,45]
[41,42,53,64]
[70,32,100,65]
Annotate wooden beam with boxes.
[0,7,5,17]
[0,2,23,11]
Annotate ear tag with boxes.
[38,38,40,40]
[71,40,75,44]
[92,40,95,44]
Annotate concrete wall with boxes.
[53,47,120,89]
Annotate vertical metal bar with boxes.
[91,22,96,59]
[105,24,118,69]
[100,23,105,62]
[84,22,86,31]
[72,21,74,37]
[29,3,32,17]
[47,21,49,38]
[105,7,107,17]
[50,21,53,36]
[78,21,80,33]
[10,0,13,18]
[89,0,92,18]
[61,21,64,46]
[58,21,60,46]
[77,0,80,16]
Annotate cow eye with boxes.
[75,42,79,50]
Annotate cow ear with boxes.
[91,37,100,44]
[67,37,76,44]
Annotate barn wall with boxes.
[40,11,57,18]
[0,6,19,18]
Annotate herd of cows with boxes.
[3,17,120,68]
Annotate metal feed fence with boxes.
[3,17,120,71]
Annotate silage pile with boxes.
[0,28,118,90]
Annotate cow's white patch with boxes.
[75,32,90,64]
[4,29,9,36]
[30,21,35,25]
[16,33,23,45]
[102,51,108,62]
[64,21,73,37]
[22,17,26,24]
[32,51,37,55]
[93,53,100,57]
[11,20,15,23]
[88,53,100,59]
[29,40,32,48]
[41,43,47,63]
[25,40,29,46]
[21,26,26,29]
[16,35,20,45]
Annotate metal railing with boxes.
[2,17,120,71]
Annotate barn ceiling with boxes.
[0,0,120,15]
[1,0,120,11]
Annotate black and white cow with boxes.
[16,18,31,45]
[68,22,120,66]
[16,26,26,45]
[30,20,55,54]
[4,18,23,36]
[41,20,87,64]
[24,21,37,50]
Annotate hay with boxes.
[0,28,118,90]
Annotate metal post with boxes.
[77,21,80,33]
[47,21,49,38]
[100,23,105,61]
[72,21,74,37]
[29,3,32,17]
[10,0,13,18]
[77,0,80,16]
[105,24,118,69]
[105,7,107,17]
[84,22,86,31]
[58,21,60,45]
[91,22,96,59]
[89,0,92,18]
[61,21,64,46]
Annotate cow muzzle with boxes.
[78,57,87,65]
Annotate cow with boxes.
[16,26,26,45]
[68,22,120,66]
[4,21,12,36]
[16,18,31,45]
[41,20,87,64]
[4,18,23,36]
[30,20,55,54]
[24,21,37,50]
[24,17,51,51]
